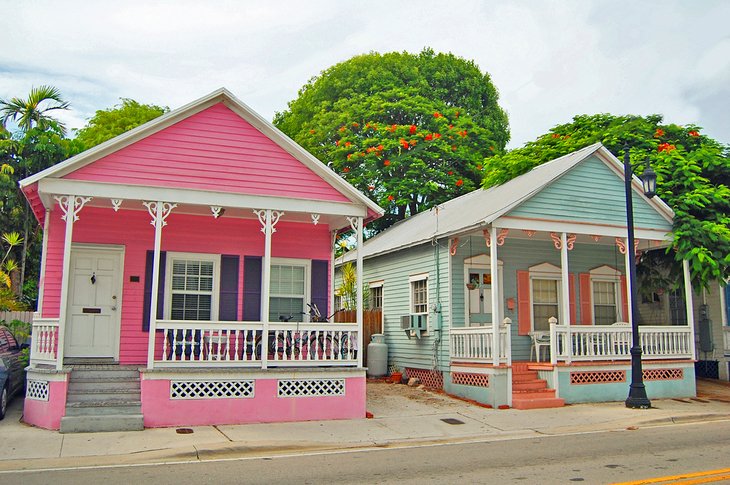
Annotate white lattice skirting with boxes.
[278,379,345,398]
[170,380,255,399]
[26,380,49,401]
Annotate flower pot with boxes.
[466,283,476,290]
[390,372,403,384]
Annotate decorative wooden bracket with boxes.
[55,195,92,222]
[143,201,177,227]
[615,237,640,256]
[450,237,459,256]
[210,206,224,219]
[523,229,536,238]
[550,233,577,250]
[311,214,320,225]
[111,199,123,212]
[484,228,509,247]
[253,209,284,234]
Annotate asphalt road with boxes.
[4,420,730,484]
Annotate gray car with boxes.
[0,325,25,420]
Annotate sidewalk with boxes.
[2,379,730,472]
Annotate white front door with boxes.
[65,246,123,359]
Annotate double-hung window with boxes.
[410,274,428,315]
[369,281,384,310]
[269,259,309,322]
[589,265,622,325]
[167,253,219,321]
[528,263,562,331]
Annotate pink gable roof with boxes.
[64,103,350,203]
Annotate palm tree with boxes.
[0,85,70,300]
[0,85,69,134]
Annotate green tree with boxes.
[0,86,79,305]
[275,48,510,232]
[482,114,730,289]
[74,98,168,149]
[0,85,69,135]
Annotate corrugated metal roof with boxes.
[343,143,624,261]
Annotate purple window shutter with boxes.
[311,260,329,318]
[142,250,166,331]
[243,256,262,321]
[219,255,240,321]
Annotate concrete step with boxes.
[60,414,144,433]
[512,397,565,410]
[66,387,141,403]
[512,388,558,399]
[65,401,142,416]
[70,368,140,380]
[512,380,548,391]
[68,378,140,392]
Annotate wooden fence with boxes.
[334,309,383,366]
[0,311,34,324]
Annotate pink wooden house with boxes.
[20,88,382,432]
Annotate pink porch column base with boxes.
[141,376,366,428]
[23,380,68,430]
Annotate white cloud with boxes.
[1,0,728,147]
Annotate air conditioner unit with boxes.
[401,314,427,339]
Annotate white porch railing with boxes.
[30,317,60,366]
[723,327,730,356]
[551,324,694,364]
[154,320,358,368]
[450,324,511,364]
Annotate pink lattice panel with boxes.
[405,368,444,389]
[451,372,489,388]
[570,370,626,385]
[643,368,683,381]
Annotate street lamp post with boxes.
[623,143,656,409]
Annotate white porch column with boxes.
[254,209,283,370]
[355,217,364,368]
[490,226,501,366]
[721,280,728,328]
[330,230,337,321]
[36,209,51,315]
[144,201,176,369]
[683,259,697,360]
[54,195,91,370]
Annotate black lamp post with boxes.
[623,143,656,409]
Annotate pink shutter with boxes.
[579,273,592,325]
[569,273,577,325]
[620,275,629,321]
[517,270,531,335]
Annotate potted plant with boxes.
[466,277,479,290]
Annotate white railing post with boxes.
[36,209,50,316]
[502,318,512,365]
[356,216,364,368]
[549,317,558,365]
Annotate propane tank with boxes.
[367,333,388,377]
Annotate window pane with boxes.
[594,305,616,325]
[270,297,304,322]
[412,279,428,313]
[532,278,559,330]
[534,304,558,330]
[370,286,383,309]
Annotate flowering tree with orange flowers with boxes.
[274,49,509,232]
[482,114,730,290]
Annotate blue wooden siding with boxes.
[451,236,625,361]
[339,240,452,373]
[507,155,672,231]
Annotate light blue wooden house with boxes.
[341,143,697,409]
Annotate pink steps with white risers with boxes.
[512,363,565,410]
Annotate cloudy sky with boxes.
[2,0,728,148]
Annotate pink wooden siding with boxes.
[41,207,332,365]
[65,103,350,203]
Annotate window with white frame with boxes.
[410,274,428,315]
[590,265,622,324]
[166,253,219,321]
[369,281,383,309]
[529,263,562,331]
[269,259,309,322]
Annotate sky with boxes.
[1,0,729,149]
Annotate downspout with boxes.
[432,238,443,374]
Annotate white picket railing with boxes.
[30,317,59,366]
[154,320,358,368]
[724,327,730,356]
[551,324,694,364]
[450,324,511,364]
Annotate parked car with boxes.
[0,325,25,420]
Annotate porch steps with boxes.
[60,365,144,433]
[511,365,565,410]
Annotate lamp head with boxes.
[641,162,657,198]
